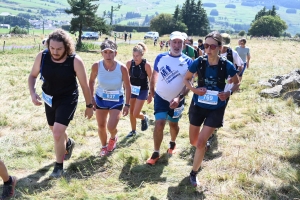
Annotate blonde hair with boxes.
[133,42,147,55]
[47,28,75,55]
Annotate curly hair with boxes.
[133,42,147,55]
[46,28,75,55]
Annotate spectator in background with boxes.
[124,32,128,42]
[182,33,195,60]
[235,38,250,83]
[192,41,201,58]
[198,39,205,55]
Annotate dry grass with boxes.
[0,36,300,199]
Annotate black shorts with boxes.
[188,100,226,128]
[45,93,78,126]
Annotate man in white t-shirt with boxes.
[147,31,193,165]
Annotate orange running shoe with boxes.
[107,135,118,152]
[146,152,160,165]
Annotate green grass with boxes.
[0,36,300,199]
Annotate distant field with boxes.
[1,0,300,35]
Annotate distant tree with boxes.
[286,8,297,14]
[10,26,28,34]
[150,13,187,35]
[248,15,287,37]
[210,9,219,16]
[238,30,246,36]
[295,33,300,38]
[65,0,104,47]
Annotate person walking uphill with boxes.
[89,39,131,157]
[183,31,240,187]
[146,31,193,165]
[28,29,93,179]
[126,43,152,137]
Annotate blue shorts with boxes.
[95,95,124,110]
[154,93,185,123]
[131,89,149,100]
[188,100,225,128]
[239,62,247,77]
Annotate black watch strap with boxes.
[86,103,93,108]
[125,104,130,108]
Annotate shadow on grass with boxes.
[204,131,222,161]
[167,177,206,200]
[118,153,169,190]
[13,154,109,199]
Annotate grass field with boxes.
[0,32,300,199]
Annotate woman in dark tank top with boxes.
[125,43,153,137]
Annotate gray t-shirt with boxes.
[235,46,250,63]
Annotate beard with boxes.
[50,51,67,61]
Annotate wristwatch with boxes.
[179,94,184,100]
[229,90,233,95]
[125,104,130,108]
[86,103,93,108]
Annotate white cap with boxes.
[181,32,188,40]
[193,41,198,47]
[170,31,185,41]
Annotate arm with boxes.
[246,53,251,68]
[121,64,131,116]
[89,62,98,108]
[183,70,207,96]
[218,74,240,101]
[145,62,153,104]
[149,70,158,98]
[28,52,43,106]
[74,56,93,119]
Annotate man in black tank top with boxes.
[28,29,93,179]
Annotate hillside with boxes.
[1,0,300,35]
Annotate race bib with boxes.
[198,90,218,105]
[42,91,53,107]
[131,85,141,95]
[173,104,184,118]
[102,90,120,102]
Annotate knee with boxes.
[52,130,63,142]
[190,139,197,147]
[0,160,4,166]
[97,123,106,130]
[195,139,207,150]
[154,120,166,131]
[132,111,140,119]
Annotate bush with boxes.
[210,9,219,16]
[225,4,236,9]
[295,33,300,38]
[203,3,216,7]
[286,8,297,14]
[241,2,256,7]
[9,26,28,34]
[208,16,215,22]
[238,30,246,36]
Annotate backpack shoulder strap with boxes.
[40,49,48,81]
[216,56,228,90]
[197,55,207,87]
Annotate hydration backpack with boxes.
[197,55,228,90]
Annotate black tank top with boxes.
[129,59,149,90]
[41,51,78,98]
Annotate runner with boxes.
[89,39,131,157]
[28,29,93,178]
[146,31,193,165]
[183,31,240,186]
[0,160,17,199]
[126,43,152,137]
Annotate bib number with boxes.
[102,90,120,102]
[131,85,141,95]
[173,104,184,118]
[198,90,218,105]
[42,91,53,107]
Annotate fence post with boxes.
[3,41,5,51]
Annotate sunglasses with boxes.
[203,43,219,50]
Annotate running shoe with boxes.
[100,147,108,157]
[49,167,64,179]
[126,130,136,138]
[107,135,118,152]
[64,138,75,160]
[146,152,160,165]
[1,176,17,200]
[167,142,176,155]
[141,115,149,131]
[189,171,200,187]
[206,134,215,151]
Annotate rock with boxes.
[260,85,283,98]
[281,76,300,92]
[283,90,300,105]
[258,81,273,88]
